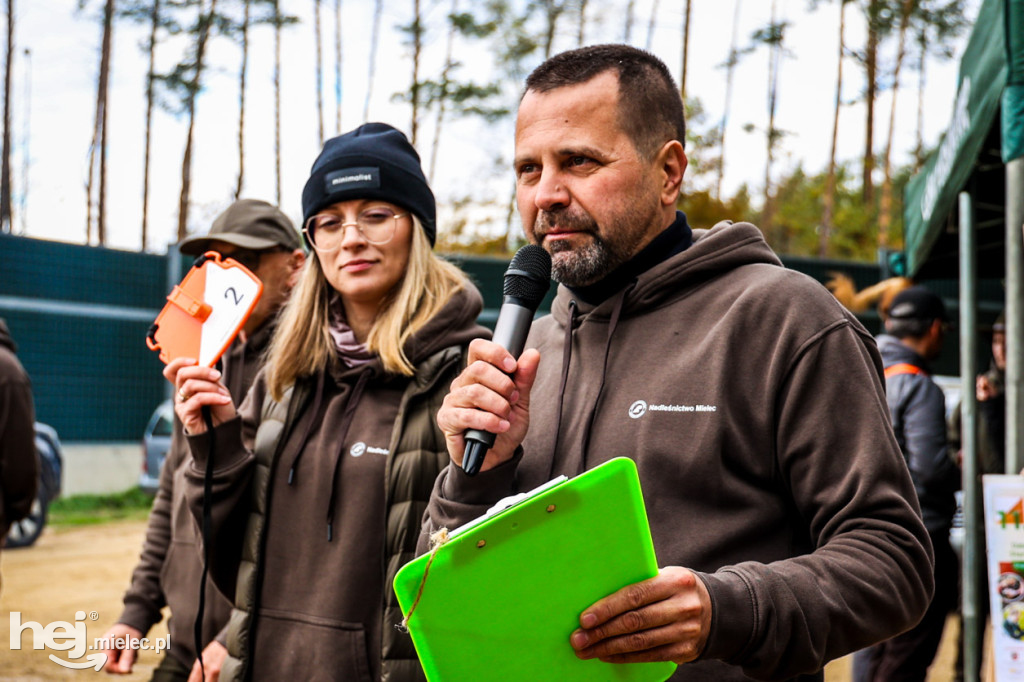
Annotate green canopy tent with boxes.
[904,0,1024,279]
[902,1,1024,679]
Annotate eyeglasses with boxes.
[303,207,406,251]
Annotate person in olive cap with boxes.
[101,199,305,681]
[854,285,960,682]
[179,199,307,354]
[169,123,489,681]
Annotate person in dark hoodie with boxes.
[950,311,1007,475]
[852,286,960,682]
[425,44,933,681]
[168,122,489,681]
[0,318,37,586]
[100,199,305,682]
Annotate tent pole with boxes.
[960,191,980,682]
[1007,158,1024,474]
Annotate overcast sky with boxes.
[7,0,978,253]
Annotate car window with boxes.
[152,413,174,437]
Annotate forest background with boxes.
[0,0,981,261]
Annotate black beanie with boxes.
[301,122,436,246]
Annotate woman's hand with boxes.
[163,357,236,435]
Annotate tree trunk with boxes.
[623,0,634,42]
[314,0,324,146]
[680,0,691,101]
[645,0,659,50]
[410,0,422,144]
[878,0,914,249]
[236,0,249,199]
[273,0,281,205]
[577,0,587,45]
[98,2,110,247]
[364,0,382,123]
[17,46,28,235]
[177,0,218,240]
[914,27,927,169]
[716,0,742,202]
[141,0,160,250]
[334,0,341,134]
[820,0,847,258]
[2,0,14,234]
[541,0,561,59]
[761,0,781,243]
[862,0,879,204]
[429,0,457,182]
[88,0,114,246]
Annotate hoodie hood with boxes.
[877,333,930,373]
[0,319,16,353]
[325,281,490,385]
[549,221,782,324]
[403,282,490,366]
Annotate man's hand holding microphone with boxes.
[438,244,551,475]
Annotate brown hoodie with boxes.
[0,319,37,541]
[425,222,932,681]
[117,318,276,668]
[186,284,489,681]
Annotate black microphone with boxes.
[462,244,552,476]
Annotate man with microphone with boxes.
[425,44,933,681]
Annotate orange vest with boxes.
[884,363,927,379]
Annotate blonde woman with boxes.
[167,123,489,682]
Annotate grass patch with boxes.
[49,487,155,527]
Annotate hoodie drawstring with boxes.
[547,300,578,482]
[326,367,373,541]
[579,283,634,474]
[286,370,327,485]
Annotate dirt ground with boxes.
[1,521,168,681]
[0,520,960,682]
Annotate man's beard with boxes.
[534,207,649,288]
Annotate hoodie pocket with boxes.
[252,607,373,682]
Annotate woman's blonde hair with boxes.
[265,216,468,400]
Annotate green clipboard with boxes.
[393,457,677,682]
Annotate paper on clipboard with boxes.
[449,475,568,538]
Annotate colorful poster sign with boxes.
[984,475,1024,680]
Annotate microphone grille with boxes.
[503,244,552,307]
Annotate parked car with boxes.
[6,422,64,548]
[140,399,174,494]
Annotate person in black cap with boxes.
[101,199,305,682]
[166,123,489,681]
[853,285,961,682]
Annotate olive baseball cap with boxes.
[179,199,302,255]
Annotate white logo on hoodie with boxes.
[628,400,718,419]
[350,442,390,457]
